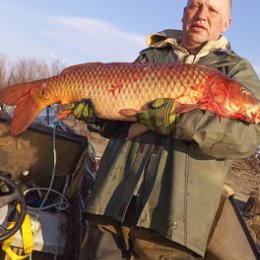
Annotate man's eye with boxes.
[209,7,218,14]
[188,4,199,9]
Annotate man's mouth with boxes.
[190,23,208,32]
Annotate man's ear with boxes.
[181,7,186,23]
[222,17,232,32]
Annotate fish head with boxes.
[246,103,260,124]
[209,75,260,124]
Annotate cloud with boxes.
[44,16,147,63]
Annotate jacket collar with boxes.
[146,29,230,64]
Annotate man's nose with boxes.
[197,5,208,20]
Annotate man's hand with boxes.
[61,99,96,123]
[137,98,178,135]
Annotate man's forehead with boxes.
[187,0,229,8]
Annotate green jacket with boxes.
[86,30,260,256]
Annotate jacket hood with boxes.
[147,29,230,51]
[146,29,231,64]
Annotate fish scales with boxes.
[46,63,212,120]
[0,62,259,136]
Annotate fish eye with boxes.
[241,88,252,96]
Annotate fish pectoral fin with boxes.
[175,102,206,114]
[57,110,72,120]
[120,109,150,138]
[127,123,149,139]
[119,108,141,118]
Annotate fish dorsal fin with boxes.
[61,62,103,74]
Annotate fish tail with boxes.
[0,82,34,105]
[0,81,44,136]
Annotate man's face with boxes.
[181,0,232,48]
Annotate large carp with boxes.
[0,62,259,137]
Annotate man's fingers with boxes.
[61,103,77,111]
[82,103,95,120]
[138,111,151,121]
[148,98,167,109]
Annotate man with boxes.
[76,0,260,259]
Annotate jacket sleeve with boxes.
[87,119,130,139]
[136,50,260,159]
[174,58,260,159]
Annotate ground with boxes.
[225,156,260,246]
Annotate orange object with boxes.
[0,62,259,137]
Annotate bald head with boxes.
[181,0,232,52]
[185,0,232,16]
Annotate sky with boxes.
[0,1,260,76]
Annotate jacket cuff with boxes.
[173,110,204,140]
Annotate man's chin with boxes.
[188,33,208,45]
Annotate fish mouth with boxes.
[254,106,260,124]
[214,97,260,124]
[249,112,259,124]
[245,105,260,124]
